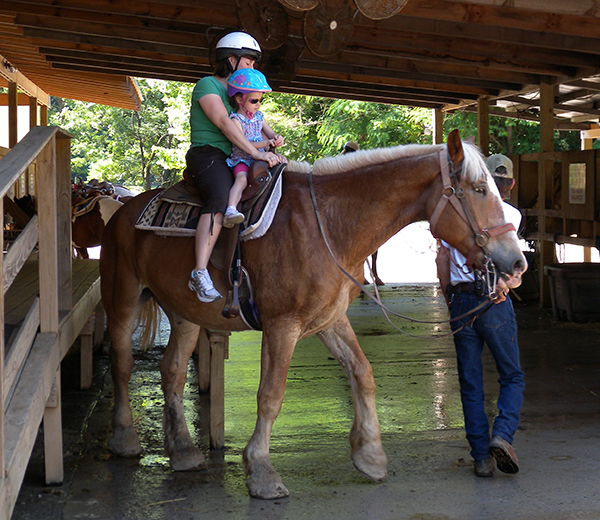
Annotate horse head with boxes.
[430,130,527,286]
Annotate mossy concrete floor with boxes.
[13,284,600,520]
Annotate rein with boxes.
[307,149,507,338]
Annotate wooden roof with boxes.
[0,0,599,128]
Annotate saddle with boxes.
[136,161,286,328]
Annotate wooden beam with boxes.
[581,126,600,140]
[0,92,39,106]
[401,0,600,40]
[439,0,600,18]
[0,53,50,106]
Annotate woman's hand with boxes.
[255,150,281,167]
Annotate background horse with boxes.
[72,195,123,258]
[100,130,527,499]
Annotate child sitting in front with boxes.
[223,68,284,227]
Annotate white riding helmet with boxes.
[215,32,262,63]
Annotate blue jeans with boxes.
[450,293,525,461]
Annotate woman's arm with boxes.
[200,94,279,166]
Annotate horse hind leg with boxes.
[160,313,206,471]
[317,315,388,482]
[106,299,148,458]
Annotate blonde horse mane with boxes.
[286,140,490,185]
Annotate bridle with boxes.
[307,147,517,337]
[429,149,515,271]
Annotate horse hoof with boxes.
[246,475,290,500]
[108,427,142,458]
[352,445,388,482]
[169,447,207,472]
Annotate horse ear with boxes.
[447,129,464,165]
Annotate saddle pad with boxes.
[72,195,103,220]
[135,194,201,237]
[135,164,285,239]
[240,174,282,242]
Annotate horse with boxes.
[72,195,123,258]
[100,130,527,499]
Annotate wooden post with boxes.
[8,81,18,148]
[29,96,38,129]
[44,369,63,485]
[209,331,229,450]
[581,130,593,262]
[477,96,489,156]
[433,108,444,145]
[55,133,72,312]
[538,77,556,307]
[197,328,211,393]
[37,131,72,485]
[40,105,48,126]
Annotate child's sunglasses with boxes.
[248,97,263,105]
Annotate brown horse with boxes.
[72,195,123,258]
[100,131,527,499]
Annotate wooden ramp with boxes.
[0,127,103,520]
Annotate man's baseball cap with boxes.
[486,154,513,179]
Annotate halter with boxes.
[429,150,515,270]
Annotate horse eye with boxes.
[474,185,487,195]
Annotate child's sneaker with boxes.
[188,269,222,303]
[223,206,244,228]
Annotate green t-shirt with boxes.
[190,76,233,156]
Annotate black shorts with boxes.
[185,145,233,215]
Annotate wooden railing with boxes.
[0,126,77,519]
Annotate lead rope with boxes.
[308,171,494,339]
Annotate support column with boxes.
[477,96,490,156]
[8,81,18,148]
[209,331,229,451]
[29,96,38,129]
[581,129,593,262]
[44,369,63,485]
[433,108,444,145]
[538,77,556,307]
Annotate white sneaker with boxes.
[223,206,244,228]
[188,269,222,303]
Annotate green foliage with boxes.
[50,79,192,190]
[261,94,331,162]
[316,100,433,155]
[443,111,581,154]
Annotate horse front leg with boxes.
[160,314,206,471]
[243,323,300,499]
[317,314,388,482]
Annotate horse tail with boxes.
[136,298,161,352]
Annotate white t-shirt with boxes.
[442,202,522,284]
